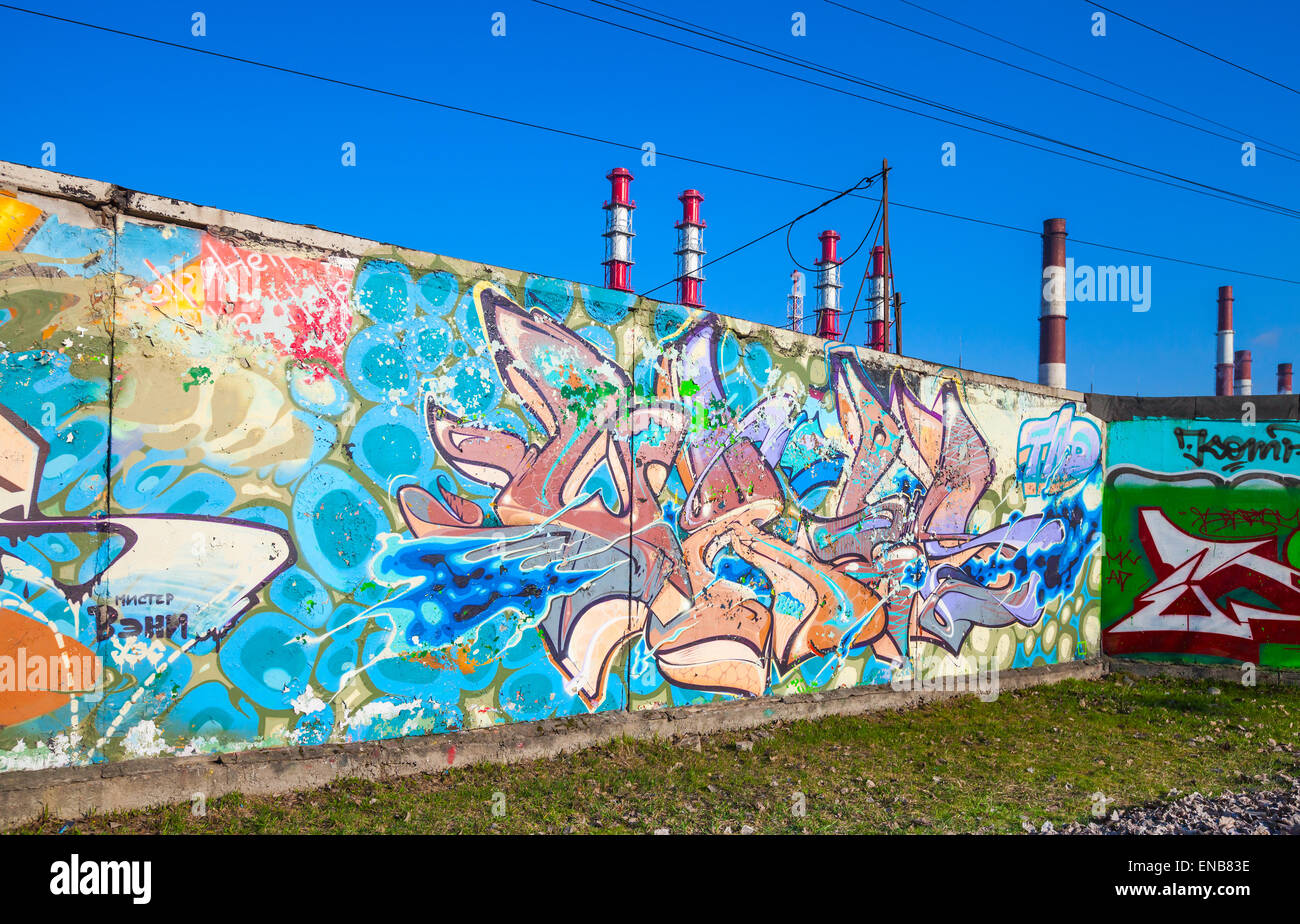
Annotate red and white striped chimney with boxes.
[814,230,843,340]
[1278,363,1293,395]
[602,168,635,292]
[867,245,889,351]
[1234,349,1253,396]
[1216,286,1235,396]
[675,189,705,308]
[1038,218,1067,388]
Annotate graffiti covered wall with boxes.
[1103,412,1300,669]
[0,170,1104,773]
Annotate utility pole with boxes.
[881,157,894,353]
[893,291,903,355]
[858,158,897,352]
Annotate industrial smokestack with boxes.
[602,168,635,292]
[814,230,843,340]
[675,189,705,308]
[1278,363,1293,395]
[1038,218,1067,388]
[1216,286,1235,396]
[787,270,805,333]
[1234,349,1253,396]
[867,245,889,351]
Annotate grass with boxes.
[15,673,1300,834]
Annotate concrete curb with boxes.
[1105,656,1300,688]
[0,658,1102,829]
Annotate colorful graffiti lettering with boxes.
[1103,458,1300,668]
[1106,507,1300,662]
[391,292,1097,700]
[0,182,1103,772]
[1016,402,1101,498]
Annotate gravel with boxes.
[1038,772,1300,835]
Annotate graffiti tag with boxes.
[1174,423,1300,473]
[1016,403,1101,497]
[1105,508,1300,662]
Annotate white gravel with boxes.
[1039,772,1300,835]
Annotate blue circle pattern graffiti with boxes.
[205,262,630,750]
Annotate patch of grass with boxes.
[16,674,1300,834]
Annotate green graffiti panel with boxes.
[1102,417,1300,669]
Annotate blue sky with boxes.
[3,0,1297,396]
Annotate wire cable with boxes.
[1085,1,1300,97]
[841,207,886,343]
[897,0,1300,158]
[641,174,878,297]
[784,193,883,273]
[552,0,1300,220]
[821,0,1300,163]
[0,3,871,201]
[0,3,1295,284]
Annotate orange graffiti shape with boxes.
[0,607,98,726]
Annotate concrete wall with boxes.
[0,162,1104,774]
[1099,396,1300,669]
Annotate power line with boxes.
[606,0,1300,219]
[0,3,1295,285]
[556,0,1300,221]
[842,199,887,343]
[786,195,883,274]
[641,173,880,297]
[898,0,1300,157]
[822,0,1300,163]
[0,4,872,199]
[1086,1,1300,97]
[886,199,1300,284]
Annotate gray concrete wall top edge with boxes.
[869,348,1088,402]
[1086,392,1300,422]
[2,160,1084,403]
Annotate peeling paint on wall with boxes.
[0,183,1103,772]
